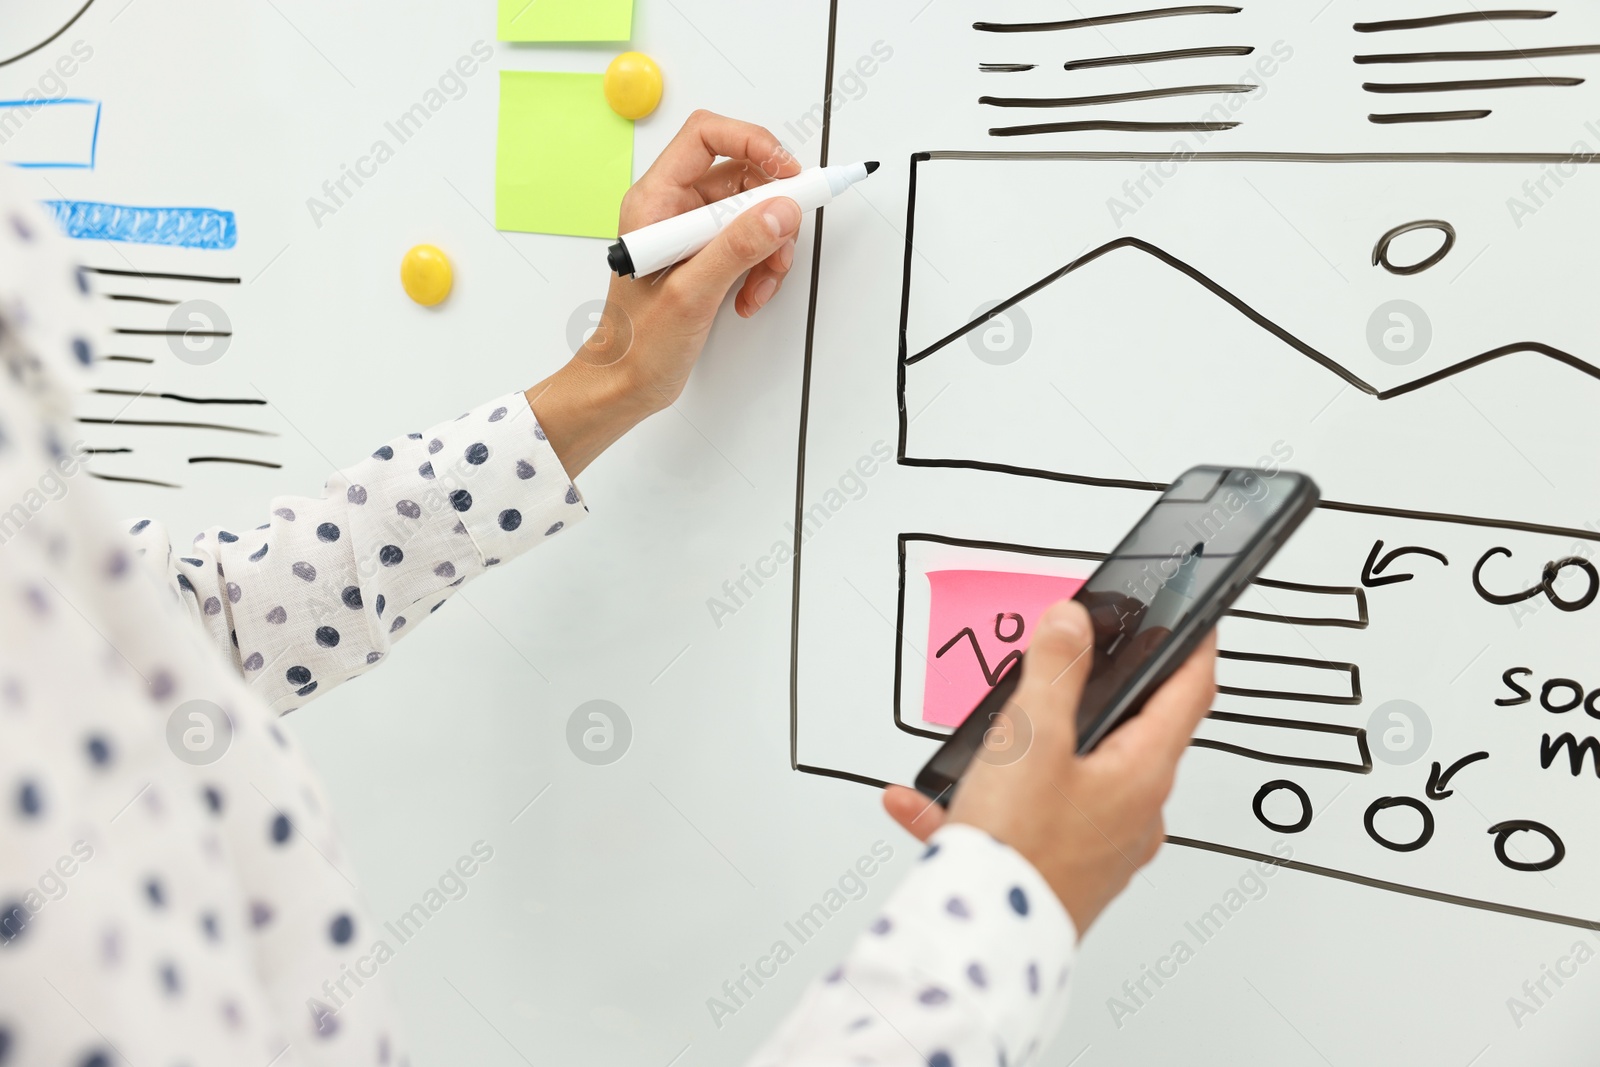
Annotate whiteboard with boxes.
[8,0,1600,1064]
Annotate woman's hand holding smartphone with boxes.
[882,602,1218,938]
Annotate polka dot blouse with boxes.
[0,182,1078,1067]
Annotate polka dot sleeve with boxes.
[746,824,1077,1067]
[125,394,588,712]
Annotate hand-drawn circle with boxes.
[167,300,233,366]
[1488,819,1566,873]
[0,0,95,70]
[967,301,1032,366]
[1472,548,1600,613]
[1372,220,1457,276]
[1364,795,1435,853]
[1366,699,1432,766]
[1365,299,1432,366]
[165,699,234,766]
[1252,780,1313,834]
[566,699,632,766]
[567,300,635,367]
[973,703,1033,768]
[994,612,1025,643]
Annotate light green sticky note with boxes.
[496,71,634,240]
[498,0,633,42]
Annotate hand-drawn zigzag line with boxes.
[903,236,1600,400]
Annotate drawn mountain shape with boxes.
[904,237,1600,401]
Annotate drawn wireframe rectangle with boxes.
[0,98,99,169]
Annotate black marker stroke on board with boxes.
[106,294,183,306]
[1066,45,1253,70]
[981,63,1036,72]
[113,328,233,338]
[1227,577,1370,629]
[976,5,1242,33]
[1370,109,1491,124]
[790,0,842,774]
[188,457,284,469]
[89,473,180,489]
[1217,649,1363,706]
[94,388,266,406]
[1355,10,1557,33]
[82,267,241,284]
[1199,711,1374,774]
[992,119,1240,136]
[1373,220,1456,275]
[0,0,97,69]
[1168,835,1600,930]
[1356,45,1600,64]
[903,236,1600,402]
[101,355,155,364]
[1364,76,1584,93]
[77,418,276,436]
[983,84,1257,108]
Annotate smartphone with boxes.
[915,466,1320,804]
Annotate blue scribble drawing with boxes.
[43,200,237,250]
[0,97,101,168]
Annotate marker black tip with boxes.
[865,161,881,174]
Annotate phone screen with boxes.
[918,467,1310,797]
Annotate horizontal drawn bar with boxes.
[0,98,100,168]
[44,201,237,249]
[1355,45,1600,64]
[1066,45,1254,70]
[1355,10,1556,33]
[1370,109,1491,124]
[982,84,1258,108]
[1363,76,1583,93]
[1217,650,1363,705]
[188,456,283,469]
[83,266,240,284]
[112,329,232,338]
[93,388,264,406]
[77,418,275,437]
[1192,710,1373,774]
[992,120,1239,137]
[981,63,1036,72]
[106,293,181,305]
[89,473,180,488]
[1228,578,1370,629]
[976,5,1241,33]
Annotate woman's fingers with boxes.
[693,158,782,206]
[643,110,799,193]
[734,240,796,318]
[882,785,947,843]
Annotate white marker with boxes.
[607,161,880,277]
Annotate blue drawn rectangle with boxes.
[43,201,237,250]
[0,98,101,169]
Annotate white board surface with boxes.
[9,0,1600,1064]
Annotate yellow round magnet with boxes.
[401,244,453,307]
[605,52,663,121]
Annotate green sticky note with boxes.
[498,0,633,42]
[495,71,634,240]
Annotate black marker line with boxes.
[1355,10,1556,32]
[903,236,1600,403]
[1355,45,1600,64]
[983,84,1257,108]
[1190,738,1372,775]
[976,6,1241,33]
[84,448,133,455]
[0,0,97,69]
[188,457,284,469]
[101,356,155,364]
[791,0,842,775]
[1217,649,1363,706]
[77,418,276,437]
[1066,46,1254,70]
[981,63,1037,72]
[1370,109,1492,124]
[992,120,1240,136]
[106,294,183,306]
[89,473,180,489]
[920,149,1600,162]
[1167,835,1600,931]
[1364,76,1583,93]
[82,267,241,284]
[94,388,266,406]
[796,764,892,789]
[113,329,233,338]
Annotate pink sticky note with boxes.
[922,570,1088,727]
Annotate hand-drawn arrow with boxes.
[1362,540,1450,588]
[1426,752,1490,800]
